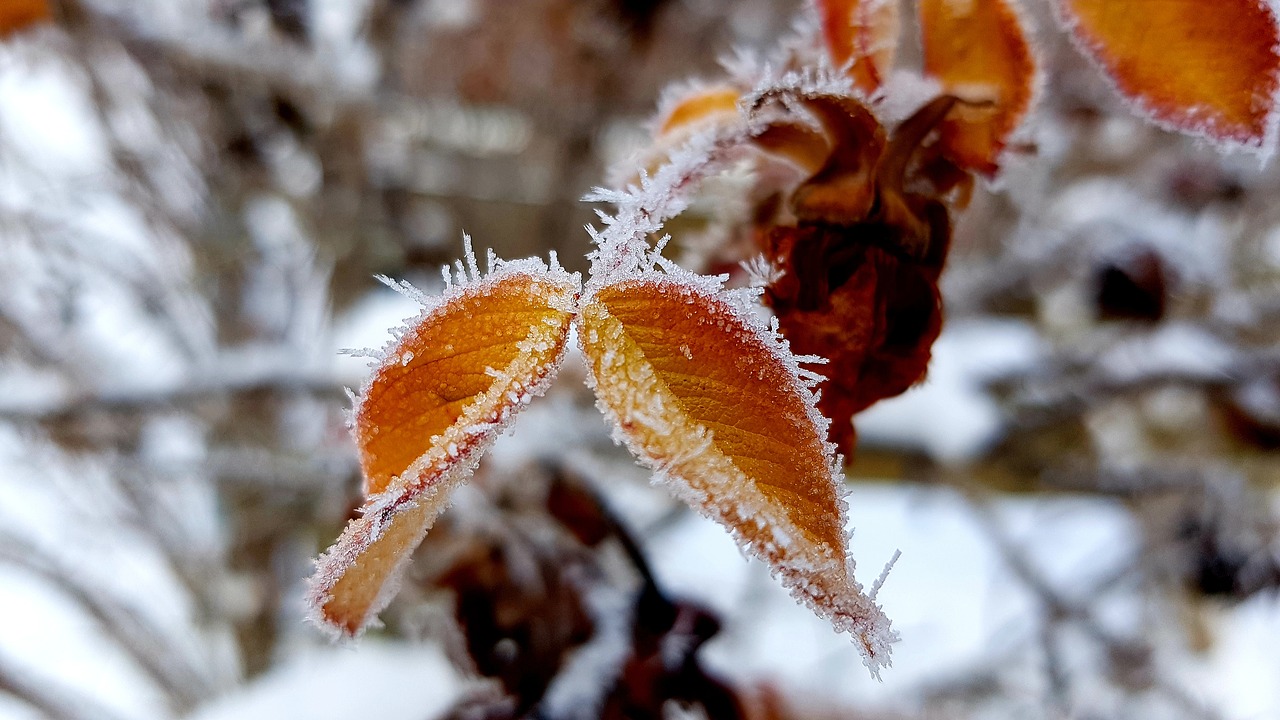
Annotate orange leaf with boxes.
[655,84,741,137]
[919,0,1038,175]
[308,259,579,636]
[1056,0,1280,148]
[817,0,901,96]
[0,0,49,37]
[578,274,894,672]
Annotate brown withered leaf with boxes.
[817,0,901,96]
[763,222,946,457]
[578,274,894,672]
[919,0,1038,175]
[784,93,887,225]
[1057,0,1280,149]
[751,94,956,456]
[308,261,578,636]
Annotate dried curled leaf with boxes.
[578,274,894,672]
[817,0,901,96]
[920,0,1038,175]
[783,93,887,224]
[308,260,579,635]
[1056,0,1280,149]
[0,0,49,37]
[763,221,947,457]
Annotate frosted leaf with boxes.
[577,273,897,675]
[307,249,580,635]
[1054,0,1280,155]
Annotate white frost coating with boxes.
[578,270,898,676]
[1050,0,1280,160]
[307,241,581,636]
[354,243,580,379]
[374,274,436,309]
[869,549,902,601]
[741,253,783,288]
[585,124,752,292]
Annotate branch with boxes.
[0,531,219,712]
[0,348,345,422]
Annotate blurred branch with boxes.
[0,650,132,720]
[0,530,220,713]
[0,349,344,422]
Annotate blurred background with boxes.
[0,0,1278,718]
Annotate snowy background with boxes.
[1,1,1279,719]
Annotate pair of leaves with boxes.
[308,256,894,673]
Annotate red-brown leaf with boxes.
[763,223,946,457]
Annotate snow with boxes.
[0,55,108,176]
[647,483,1137,708]
[857,317,1046,462]
[1097,322,1237,384]
[0,567,171,720]
[187,641,465,720]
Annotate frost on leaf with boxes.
[919,0,1039,176]
[816,0,901,97]
[577,274,895,674]
[0,0,49,37]
[1056,0,1280,150]
[308,258,579,636]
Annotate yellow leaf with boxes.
[578,275,894,671]
[1057,0,1280,148]
[920,0,1039,175]
[817,0,901,96]
[308,260,579,636]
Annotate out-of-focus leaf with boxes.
[816,0,900,96]
[919,0,1038,175]
[578,275,894,672]
[750,120,832,176]
[1056,0,1280,149]
[0,0,49,37]
[308,262,579,636]
[656,85,741,137]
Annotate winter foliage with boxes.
[4,0,1280,718]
